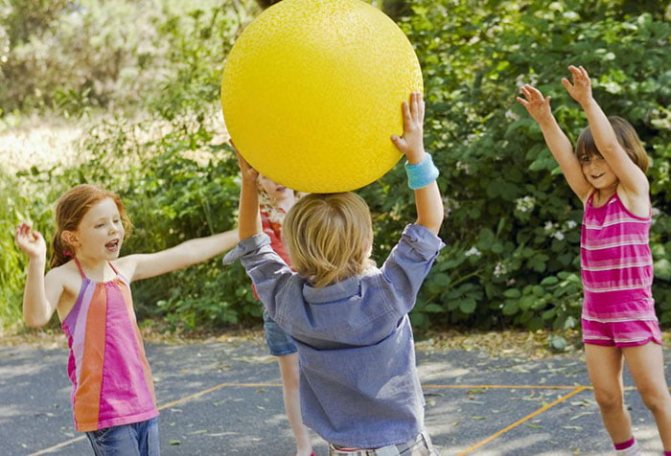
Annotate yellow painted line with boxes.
[30,437,86,456]
[30,382,591,455]
[456,386,589,456]
[422,384,649,392]
[29,382,283,455]
[157,382,282,409]
[422,384,585,390]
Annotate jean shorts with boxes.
[263,310,297,356]
[85,417,160,456]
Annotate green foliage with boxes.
[2,0,671,333]
[0,0,256,116]
[395,0,671,328]
[0,169,25,330]
[146,1,258,119]
[1,0,72,45]
[1,0,257,331]
[0,165,56,330]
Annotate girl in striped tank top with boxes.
[518,65,671,455]
[15,184,238,455]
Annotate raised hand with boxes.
[391,92,425,164]
[15,222,47,260]
[230,139,259,182]
[516,84,553,125]
[561,65,593,107]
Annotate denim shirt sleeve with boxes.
[379,223,444,316]
[222,233,295,321]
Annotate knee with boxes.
[638,385,671,414]
[593,388,625,412]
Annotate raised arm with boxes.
[119,229,239,282]
[517,84,591,201]
[391,92,444,235]
[15,223,63,327]
[562,65,649,197]
[233,143,262,241]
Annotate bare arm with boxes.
[391,92,444,235]
[119,229,239,282]
[562,65,649,197]
[15,223,62,327]
[233,145,262,241]
[517,84,591,201]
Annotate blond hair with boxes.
[282,193,374,288]
[576,116,649,173]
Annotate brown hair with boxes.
[575,116,649,173]
[51,184,130,268]
[282,193,374,288]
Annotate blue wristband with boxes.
[404,153,439,190]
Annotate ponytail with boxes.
[50,233,72,269]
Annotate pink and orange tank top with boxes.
[581,192,656,321]
[61,259,158,432]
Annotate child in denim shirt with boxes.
[225,92,444,455]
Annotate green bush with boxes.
[396,0,671,328]
[0,0,257,116]
[2,0,670,333]
[1,0,254,331]
[0,169,26,330]
[0,165,56,330]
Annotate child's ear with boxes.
[61,231,79,249]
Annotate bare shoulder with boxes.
[46,262,84,320]
[46,262,80,291]
[112,255,138,282]
[617,185,651,219]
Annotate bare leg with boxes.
[278,353,313,456]
[623,342,671,451]
[585,344,633,445]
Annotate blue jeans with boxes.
[263,310,297,356]
[85,417,160,456]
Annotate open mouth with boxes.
[591,173,604,180]
[105,239,120,252]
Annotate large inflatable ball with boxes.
[221,0,422,193]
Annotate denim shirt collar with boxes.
[303,275,362,303]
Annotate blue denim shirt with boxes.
[224,224,444,448]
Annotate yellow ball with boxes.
[221,0,422,193]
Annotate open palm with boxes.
[15,223,47,259]
[516,84,553,124]
[561,65,592,106]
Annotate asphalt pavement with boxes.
[1,334,668,455]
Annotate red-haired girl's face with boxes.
[67,198,125,261]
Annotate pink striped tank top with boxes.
[580,192,656,321]
[61,259,158,432]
